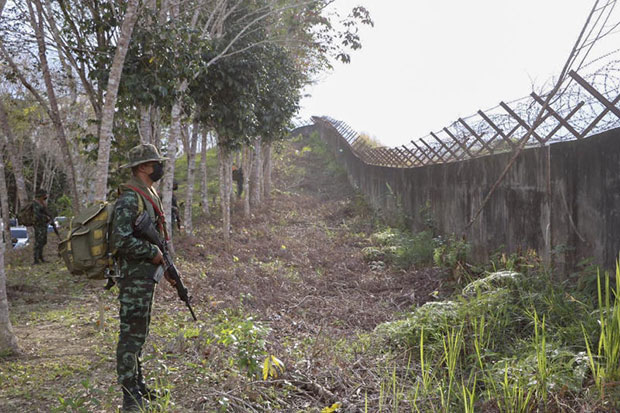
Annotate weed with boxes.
[433,234,471,280]
[209,310,270,377]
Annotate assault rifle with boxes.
[134,211,197,321]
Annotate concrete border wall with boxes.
[309,123,620,271]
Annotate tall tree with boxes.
[0,101,27,208]
[0,139,11,242]
[0,204,19,355]
[199,131,210,216]
[242,145,252,217]
[0,0,82,213]
[184,121,199,234]
[0,0,20,357]
[92,0,141,200]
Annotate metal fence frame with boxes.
[311,69,620,168]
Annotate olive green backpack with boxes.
[59,195,144,279]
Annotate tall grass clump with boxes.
[373,256,619,411]
[582,266,620,400]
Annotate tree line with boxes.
[0,0,372,355]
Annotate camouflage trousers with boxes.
[34,225,47,262]
[116,274,155,391]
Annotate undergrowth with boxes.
[372,252,620,411]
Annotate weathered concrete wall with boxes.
[312,123,620,271]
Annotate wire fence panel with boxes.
[311,66,620,169]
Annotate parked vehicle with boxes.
[48,217,65,233]
[10,226,29,249]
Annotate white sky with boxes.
[298,1,595,147]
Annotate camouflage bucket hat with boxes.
[35,189,48,198]
[120,143,169,169]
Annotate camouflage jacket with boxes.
[33,200,50,227]
[112,176,166,279]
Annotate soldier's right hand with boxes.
[152,248,164,265]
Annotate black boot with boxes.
[122,387,145,412]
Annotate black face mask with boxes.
[149,162,164,182]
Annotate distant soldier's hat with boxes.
[120,143,168,169]
[35,189,47,198]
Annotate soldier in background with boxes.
[171,180,182,232]
[33,189,51,264]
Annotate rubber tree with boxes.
[0,0,149,209]
[118,2,212,235]
[0,0,80,213]
[92,0,141,201]
[0,197,19,355]
[183,121,199,234]
[0,139,11,242]
[0,0,19,356]
[191,33,265,241]
[199,131,210,216]
[0,101,28,209]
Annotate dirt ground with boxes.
[1,135,450,412]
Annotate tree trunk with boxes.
[138,104,152,144]
[0,101,28,209]
[263,142,272,200]
[162,100,181,239]
[218,145,232,243]
[242,146,252,217]
[26,0,80,214]
[184,121,199,234]
[0,146,11,242]
[32,151,39,199]
[0,204,20,355]
[200,131,209,216]
[250,137,262,208]
[93,0,140,201]
[151,106,162,149]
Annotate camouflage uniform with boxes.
[33,196,50,263]
[112,144,168,405]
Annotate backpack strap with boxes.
[124,184,170,241]
[118,187,145,214]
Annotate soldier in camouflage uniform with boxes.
[33,189,51,264]
[112,143,174,412]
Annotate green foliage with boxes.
[433,235,471,277]
[306,131,347,180]
[364,228,436,269]
[52,195,73,218]
[210,311,270,377]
